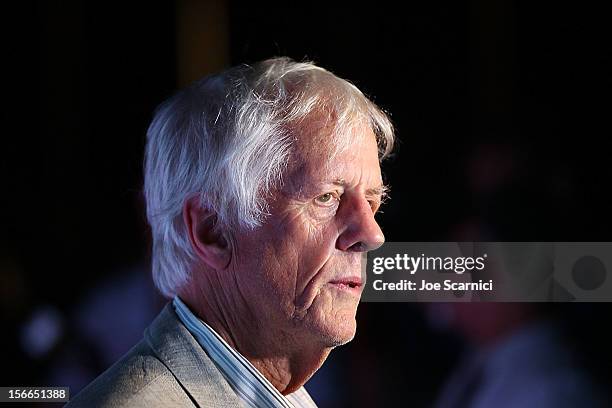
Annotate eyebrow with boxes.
[367,185,390,197]
[332,178,390,198]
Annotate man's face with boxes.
[230,119,385,348]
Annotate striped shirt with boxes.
[173,297,318,408]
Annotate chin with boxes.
[308,307,359,347]
[323,319,357,347]
[296,288,361,347]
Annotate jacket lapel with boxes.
[145,304,244,408]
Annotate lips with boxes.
[328,277,363,292]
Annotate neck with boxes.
[178,280,331,395]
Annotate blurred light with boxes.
[20,306,64,359]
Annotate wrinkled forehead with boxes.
[288,110,373,162]
[283,113,380,190]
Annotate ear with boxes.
[182,196,231,270]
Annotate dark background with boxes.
[2,1,611,407]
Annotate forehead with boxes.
[284,115,381,189]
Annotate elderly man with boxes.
[68,57,394,407]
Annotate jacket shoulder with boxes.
[66,340,194,408]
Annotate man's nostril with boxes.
[348,242,366,252]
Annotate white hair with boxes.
[144,57,395,297]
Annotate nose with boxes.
[336,196,385,252]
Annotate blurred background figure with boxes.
[429,136,610,407]
[428,303,609,408]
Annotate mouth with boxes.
[327,277,363,294]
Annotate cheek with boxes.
[284,200,337,239]
[233,209,341,317]
[293,211,339,266]
[277,207,340,266]
[235,221,315,301]
[231,238,300,323]
[277,214,342,307]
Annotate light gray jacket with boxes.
[66,304,244,407]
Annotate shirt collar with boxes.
[173,297,317,408]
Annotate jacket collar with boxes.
[144,303,244,408]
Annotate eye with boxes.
[314,192,340,207]
[315,193,334,203]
